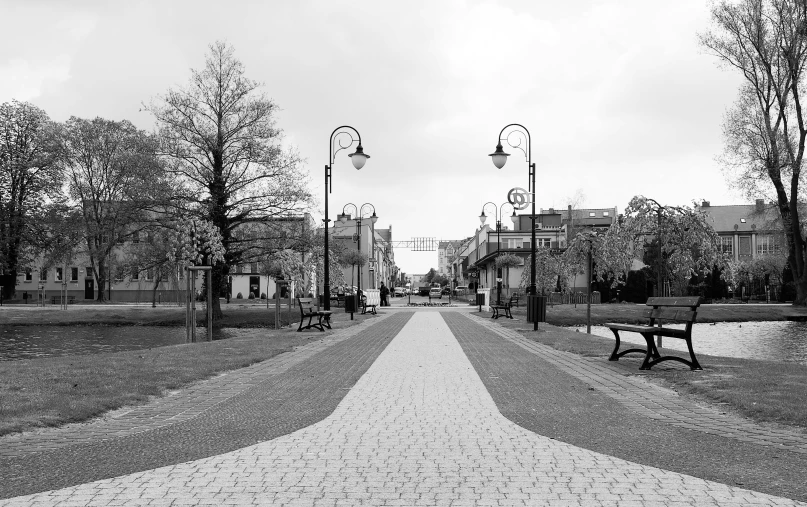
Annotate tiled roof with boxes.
[697,204,780,234]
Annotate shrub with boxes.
[260,292,266,299]
[236,292,243,299]
[248,292,255,299]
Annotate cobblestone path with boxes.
[2,311,803,506]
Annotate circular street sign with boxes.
[508,187,530,210]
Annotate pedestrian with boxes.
[380,283,389,306]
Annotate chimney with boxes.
[756,199,764,211]
[701,201,710,207]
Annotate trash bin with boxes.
[527,295,547,323]
[344,294,359,314]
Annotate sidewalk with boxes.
[1,309,805,505]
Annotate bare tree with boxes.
[701,0,807,304]
[147,41,313,320]
[57,117,164,301]
[0,100,61,299]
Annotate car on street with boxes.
[429,287,442,299]
[441,287,451,295]
[454,285,468,295]
[393,286,406,297]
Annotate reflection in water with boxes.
[573,321,807,365]
[0,326,234,361]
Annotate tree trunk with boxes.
[95,258,107,302]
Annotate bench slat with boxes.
[645,308,696,323]
[645,296,701,307]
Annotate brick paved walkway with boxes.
[2,311,803,506]
[0,315,394,459]
[465,313,807,453]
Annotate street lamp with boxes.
[490,123,539,330]
[479,202,517,305]
[339,203,378,297]
[324,127,369,311]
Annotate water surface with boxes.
[0,326,234,361]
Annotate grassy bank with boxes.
[486,309,807,431]
[0,301,309,328]
[0,310,375,436]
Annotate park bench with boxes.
[297,297,332,332]
[361,289,380,315]
[489,295,515,320]
[605,296,702,371]
[50,296,75,305]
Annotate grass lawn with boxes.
[486,305,807,431]
[0,307,376,436]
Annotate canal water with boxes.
[0,326,234,361]
[572,321,807,365]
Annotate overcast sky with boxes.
[1,0,745,275]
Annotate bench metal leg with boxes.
[608,329,651,362]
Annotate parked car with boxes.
[441,287,451,295]
[393,286,406,297]
[454,286,469,295]
[429,287,442,299]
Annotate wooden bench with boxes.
[605,296,702,371]
[297,297,332,332]
[490,297,513,319]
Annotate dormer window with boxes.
[589,212,596,217]
[603,211,609,217]
[740,218,746,223]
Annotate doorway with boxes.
[249,276,260,298]
[84,279,94,299]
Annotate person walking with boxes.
[380,283,390,307]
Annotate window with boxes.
[251,263,258,273]
[720,236,733,256]
[603,211,610,217]
[39,269,47,281]
[116,235,125,244]
[740,218,746,223]
[757,235,781,255]
[589,212,596,217]
[24,268,33,281]
[115,266,125,281]
[537,238,551,248]
[506,238,523,249]
[132,232,140,244]
[146,268,154,281]
[71,267,79,282]
[55,267,63,282]
[131,267,139,281]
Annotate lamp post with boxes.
[479,202,518,305]
[338,203,378,297]
[324,127,369,311]
[490,124,540,330]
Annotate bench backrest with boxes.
[644,296,700,329]
[363,289,380,306]
[297,297,317,314]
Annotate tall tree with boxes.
[147,41,312,320]
[57,117,164,301]
[0,100,61,299]
[701,0,807,304]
